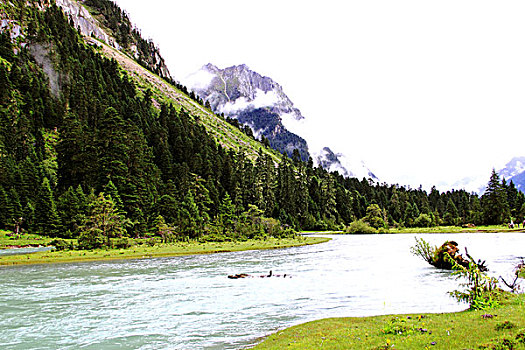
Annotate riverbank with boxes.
[323,225,525,235]
[255,293,525,349]
[389,225,525,234]
[0,236,330,266]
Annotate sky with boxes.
[113,0,525,190]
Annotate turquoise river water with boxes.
[0,233,523,349]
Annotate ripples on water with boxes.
[0,233,523,349]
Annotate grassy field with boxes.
[0,234,330,266]
[255,294,525,349]
[0,230,55,247]
[388,225,525,234]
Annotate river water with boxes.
[0,233,523,349]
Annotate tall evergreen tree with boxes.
[34,177,60,236]
[481,169,509,225]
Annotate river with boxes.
[0,233,523,349]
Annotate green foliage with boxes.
[48,238,73,251]
[448,258,501,310]
[80,193,130,248]
[482,169,510,225]
[478,337,517,350]
[495,321,517,331]
[345,219,378,234]
[364,204,386,229]
[78,229,104,250]
[381,317,416,336]
[410,237,436,264]
[414,213,433,227]
[111,237,132,249]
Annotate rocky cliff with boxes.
[55,0,171,80]
[187,63,309,160]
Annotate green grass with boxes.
[0,236,330,266]
[0,230,57,247]
[255,294,525,349]
[388,225,525,234]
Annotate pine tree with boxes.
[0,185,10,229]
[218,193,236,234]
[81,192,129,247]
[34,177,60,236]
[481,169,509,225]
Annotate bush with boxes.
[410,237,435,264]
[112,237,132,249]
[48,238,72,251]
[414,214,433,227]
[345,219,378,234]
[449,259,501,310]
[78,229,105,250]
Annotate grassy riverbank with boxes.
[0,235,330,266]
[388,225,525,234]
[255,293,525,349]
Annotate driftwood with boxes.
[499,258,524,292]
[227,270,290,279]
[432,241,488,272]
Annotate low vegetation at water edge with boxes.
[254,293,525,349]
[0,233,330,265]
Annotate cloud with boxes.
[184,69,215,91]
[219,89,281,114]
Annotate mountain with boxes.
[499,157,525,192]
[186,63,310,161]
[186,64,377,180]
[446,156,525,195]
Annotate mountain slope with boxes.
[187,63,310,161]
[499,156,525,192]
[187,63,378,180]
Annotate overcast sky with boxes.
[113,0,525,190]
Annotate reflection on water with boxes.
[0,232,523,349]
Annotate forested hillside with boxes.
[0,0,523,246]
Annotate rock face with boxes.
[315,147,377,180]
[187,63,310,160]
[56,0,121,49]
[55,0,171,80]
[193,63,304,121]
[499,156,525,192]
[187,63,377,179]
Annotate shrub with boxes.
[78,229,105,250]
[448,259,501,310]
[382,317,416,335]
[495,321,516,331]
[410,237,435,264]
[414,214,433,227]
[516,329,525,344]
[112,237,132,249]
[346,219,378,234]
[479,337,516,350]
[49,238,72,251]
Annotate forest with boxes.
[0,1,523,249]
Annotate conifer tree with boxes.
[35,177,60,236]
[0,185,10,229]
[481,169,509,225]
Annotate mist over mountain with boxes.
[186,63,377,180]
[445,156,525,195]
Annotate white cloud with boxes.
[219,89,280,114]
[184,69,215,91]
